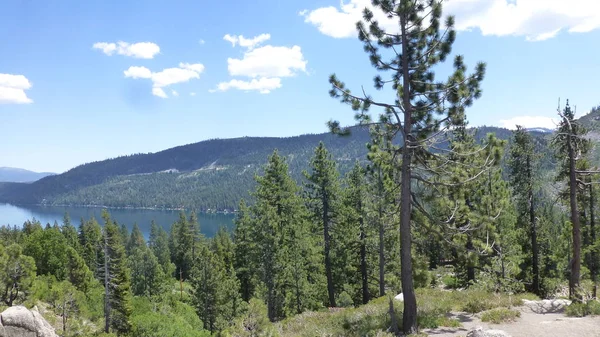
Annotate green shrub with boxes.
[481,308,521,324]
[566,301,600,317]
[441,275,460,289]
[337,291,354,308]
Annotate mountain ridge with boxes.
[0,167,56,183]
[0,124,571,211]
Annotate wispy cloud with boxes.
[499,116,558,130]
[93,41,160,59]
[124,63,205,98]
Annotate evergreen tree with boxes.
[508,125,542,295]
[0,243,36,306]
[552,99,590,300]
[128,223,146,254]
[79,217,103,279]
[233,199,256,302]
[342,161,371,304]
[129,246,166,297]
[327,1,486,333]
[101,210,132,334]
[61,212,80,252]
[149,220,175,277]
[191,243,240,333]
[252,150,322,321]
[65,246,94,294]
[303,142,341,307]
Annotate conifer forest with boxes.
[1,1,600,336]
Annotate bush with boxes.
[565,300,600,317]
[337,291,354,308]
[481,308,520,324]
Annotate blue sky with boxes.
[1,0,600,173]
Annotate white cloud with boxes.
[171,89,179,97]
[214,77,282,94]
[302,0,600,41]
[215,34,307,94]
[499,116,558,130]
[223,33,271,49]
[123,66,152,79]
[124,63,204,98]
[199,39,205,45]
[0,73,33,104]
[179,62,205,73]
[228,45,306,78]
[152,87,168,99]
[93,41,160,59]
[190,92,197,96]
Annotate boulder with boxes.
[394,293,404,301]
[467,327,511,337]
[0,305,57,337]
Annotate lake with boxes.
[0,203,236,239]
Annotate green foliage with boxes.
[23,225,70,280]
[224,298,278,337]
[101,210,133,334]
[480,308,521,324]
[565,300,600,317]
[130,296,211,337]
[0,243,36,306]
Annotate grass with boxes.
[480,308,521,324]
[275,288,537,336]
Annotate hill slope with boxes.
[0,125,551,211]
[0,167,55,183]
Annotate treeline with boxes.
[1,127,598,336]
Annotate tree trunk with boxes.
[323,195,336,307]
[466,237,475,283]
[360,205,369,304]
[104,235,110,333]
[527,155,540,296]
[567,135,581,301]
[399,12,417,336]
[378,169,385,297]
[590,183,597,298]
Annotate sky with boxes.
[1,0,600,173]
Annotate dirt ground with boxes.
[422,299,600,337]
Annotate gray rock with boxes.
[0,305,57,337]
[467,326,512,337]
[394,293,404,301]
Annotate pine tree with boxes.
[251,150,322,321]
[61,212,80,252]
[127,223,146,254]
[78,217,103,279]
[303,142,341,307]
[233,199,256,302]
[101,210,132,334]
[148,220,175,277]
[327,1,486,333]
[129,245,165,297]
[552,99,590,300]
[508,125,541,295]
[343,161,370,304]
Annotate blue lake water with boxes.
[0,203,235,239]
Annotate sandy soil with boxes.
[422,299,600,337]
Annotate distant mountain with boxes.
[0,167,55,183]
[0,125,553,211]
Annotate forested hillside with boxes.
[0,125,532,211]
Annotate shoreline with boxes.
[3,202,238,215]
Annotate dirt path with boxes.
[422,300,600,337]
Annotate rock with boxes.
[0,305,58,337]
[394,293,404,301]
[522,299,571,314]
[467,327,512,337]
